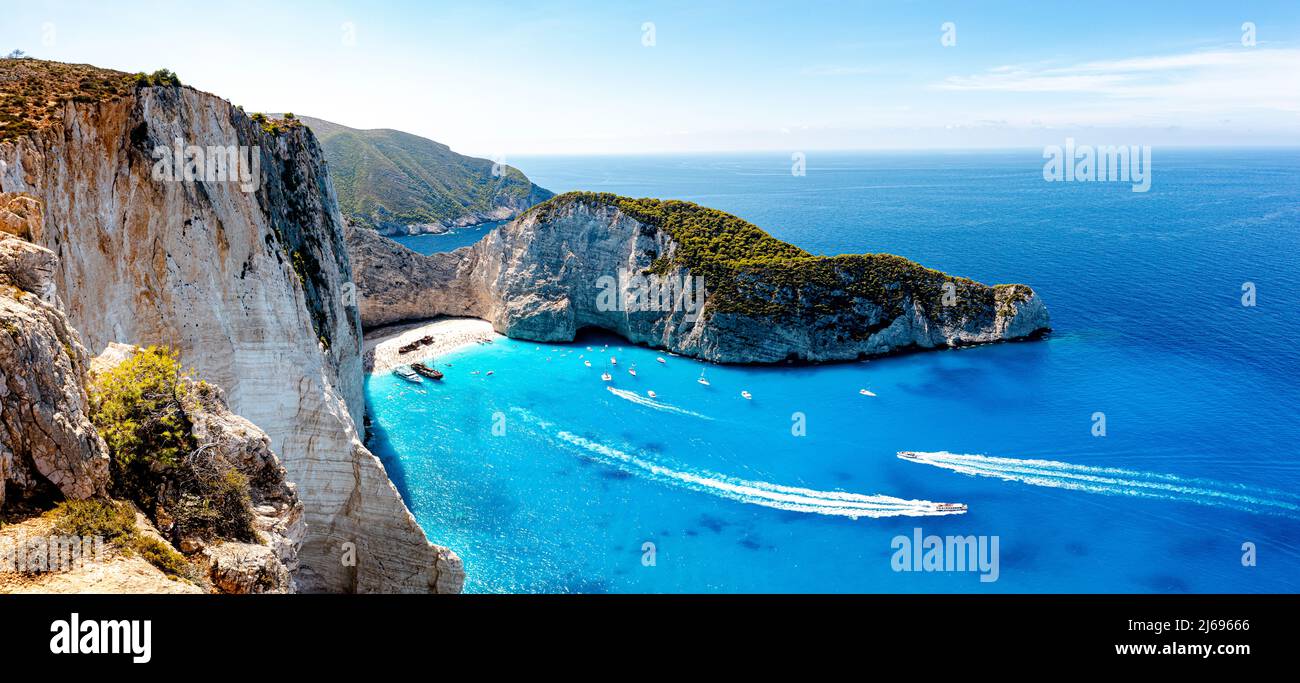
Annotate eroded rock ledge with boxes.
[348,192,1051,363]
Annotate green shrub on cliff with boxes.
[50,499,190,579]
[133,68,181,87]
[89,346,258,545]
[51,499,136,542]
[248,111,301,136]
[92,346,195,488]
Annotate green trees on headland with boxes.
[532,192,1026,325]
[133,69,181,87]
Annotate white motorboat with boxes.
[393,366,423,383]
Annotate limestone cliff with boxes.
[350,192,1050,362]
[0,233,109,507]
[0,61,461,593]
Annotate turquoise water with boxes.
[389,220,506,254]
[366,150,1300,593]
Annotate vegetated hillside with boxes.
[531,192,1037,323]
[297,115,553,234]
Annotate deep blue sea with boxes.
[390,220,506,255]
[366,150,1300,593]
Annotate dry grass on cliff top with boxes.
[0,58,136,142]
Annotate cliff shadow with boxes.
[362,408,416,505]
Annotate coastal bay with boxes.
[365,150,1300,593]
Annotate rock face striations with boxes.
[0,59,461,593]
[350,192,1051,362]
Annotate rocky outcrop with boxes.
[0,65,461,593]
[0,233,109,507]
[349,193,1050,362]
[90,341,306,592]
[202,542,292,594]
[0,193,43,240]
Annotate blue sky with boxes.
[2,0,1297,154]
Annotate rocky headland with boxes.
[349,192,1051,363]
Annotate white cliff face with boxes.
[350,196,1051,363]
[0,86,461,593]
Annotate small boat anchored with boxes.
[393,366,423,384]
[583,360,592,367]
[656,357,666,364]
[628,363,637,377]
[410,362,443,380]
[697,369,710,386]
[610,357,617,366]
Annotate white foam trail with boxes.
[900,451,1300,517]
[552,431,964,518]
[605,386,713,421]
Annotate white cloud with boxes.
[930,47,1300,134]
[936,47,1300,101]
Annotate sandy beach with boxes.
[363,317,498,374]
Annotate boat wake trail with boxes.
[547,430,965,519]
[899,451,1300,518]
[605,386,713,420]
